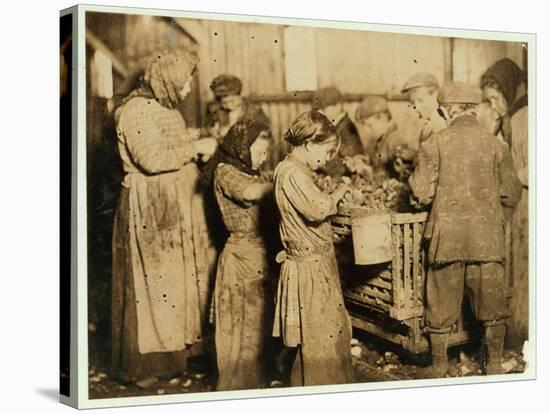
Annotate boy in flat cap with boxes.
[409,81,522,378]
[402,73,447,144]
[312,86,363,176]
[355,95,402,178]
[206,74,270,140]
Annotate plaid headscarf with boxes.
[117,49,199,110]
[202,119,271,186]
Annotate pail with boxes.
[350,212,393,265]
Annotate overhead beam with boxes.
[86,30,128,78]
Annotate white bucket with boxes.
[351,212,393,265]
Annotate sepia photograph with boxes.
[73,4,534,407]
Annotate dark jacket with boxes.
[409,114,522,263]
[205,99,270,138]
[322,113,364,176]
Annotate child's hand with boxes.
[331,183,350,202]
[195,137,218,157]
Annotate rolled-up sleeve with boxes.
[120,98,196,174]
[409,137,439,206]
[282,169,337,223]
[215,164,257,206]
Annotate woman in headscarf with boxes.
[481,57,529,349]
[111,49,219,386]
[202,119,275,390]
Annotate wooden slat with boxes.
[331,215,351,225]
[378,270,393,282]
[366,277,393,291]
[344,291,391,312]
[331,225,351,236]
[412,222,421,305]
[403,223,412,308]
[353,285,392,303]
[392,224,403,309]
[391,212,429,224]
[86,30,128,78]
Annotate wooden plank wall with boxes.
[174,17,525,169]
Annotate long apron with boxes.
[273,242,355,386]
[214,234,274,390]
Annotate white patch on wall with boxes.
[283,26,318,92]
[92,49,113,99]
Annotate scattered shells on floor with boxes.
[169,378,181,386]
[182,379,192,388]
[501,359,519,372]
[136,377,159,389]
[382,364,398,372]
[460,365,473,376]
[194,373,206,379]
[350,338,360,346]
[157,389,165,395]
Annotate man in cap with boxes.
[409,81,522,378]
[355,95,402,178]
[312,86,363,176]
[402,73,447,144]
[206,74,270,140]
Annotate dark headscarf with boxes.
[480,58,528,146]
[201,119,271,186]
[480,58,527,116]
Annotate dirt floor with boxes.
[88,328,526,400]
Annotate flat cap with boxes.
[210,74,242,98]
[401,73,440,93]
[312,86,342,110]
[439,81,482,104]
[355,95,389,121]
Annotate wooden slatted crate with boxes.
[333,207,428,321]
[332,207,507,353]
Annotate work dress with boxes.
[509,105,529,349]
[212,163,274,390]
[111,97,216,382]
[272,155,355,386]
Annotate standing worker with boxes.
[402,73,447,144]
[354,95,399,178]
[312,86,364,177]
[481,58,529,350]
[409,81,522,377]
[206,74,270,140]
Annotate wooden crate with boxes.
[332,207,428,321]
[332,207,507,354]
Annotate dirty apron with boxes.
[214,232,274,390]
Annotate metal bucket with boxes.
[351,212,393,265]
